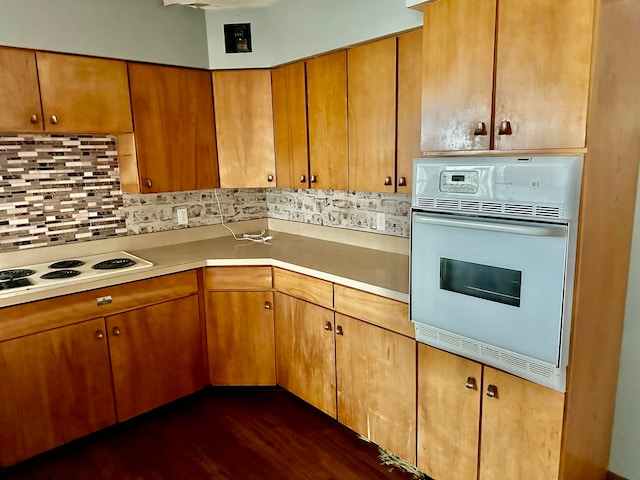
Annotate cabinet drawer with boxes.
[0,270,198,342]
[273,268,333,308]
[204,266,272,291]
[333,284,412,337]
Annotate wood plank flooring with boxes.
[1,387,422,480]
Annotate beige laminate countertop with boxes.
[0,232,409,308]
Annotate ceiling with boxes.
[163,0,280,8]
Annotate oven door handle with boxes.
[413,215,566,237]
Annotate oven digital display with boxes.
[439,171,479,194]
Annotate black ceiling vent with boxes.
[224,23,252,53]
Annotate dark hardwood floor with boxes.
[1,387,421,480]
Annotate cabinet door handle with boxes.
[473,121,488,136]
[264,301,271,310]
[145,179,152,188]
[465,377,477,390]
[95,330,104,340]
[336,325,344,336]
[498,120,512,136]
[300,174,307,183]
[323,321,332,332]
[384,176,392,186]
[112,327,122,336]
[50,114,59,125]
[267,174,274,182]
[310,174,317,183]
[30,114,39,124]
[398,176,407,187]
[486,384,498,398]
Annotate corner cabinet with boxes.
[213,70,276,188]
[125,63,219,193]
[421,0,595,152]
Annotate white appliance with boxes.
[410,155,583,392]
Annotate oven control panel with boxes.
[439,171,478,194]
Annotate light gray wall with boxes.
[205,0,422,69]
[0,0,209,68]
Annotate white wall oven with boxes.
[410,156,583,391]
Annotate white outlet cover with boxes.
[177,208,188,225]
[376,212,385,231]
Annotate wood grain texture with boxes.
[421,0,496,152]
[206,291,275,386]
[274,292,336,418]
[396,29,422,194]
[333,284,412,337]
[272,62,310,188]
[115,133,141,193]
[273,267,333,308]
[336,313,416,463]
[0,47,43,132]
[0,271,199,342]
[417,344,481,480]
[36,52,132,133]
[560,2,640,479]
[493,0,595,150]
[307,51,349,190]
[107,294,207,422]
[213,70,276,188]
[479,367,564,480]
[128,63,218,193]
[204,266,272,291]
[0,318,116,466]
[348,37,397,193]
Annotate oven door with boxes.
[410,211,569,366]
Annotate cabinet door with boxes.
[274,292,336,417]
[107,295,206,421]
[396,29,422,194]
[479,367,564,480]
[213,70,276,188]
[307,51,348,191]
[0,47,43,132]
[336,314,416,463]
[421,0,496,152]
[493,0,595,150]
[417,344,481,480]
[36,52,132,133]
[348,37,397,193]
[206,291,276,386]
[128,63,219,193]
[272,62,309,189]
[0,319,115,466]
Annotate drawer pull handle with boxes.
[30,114,39,124]
[398,176,407,187]
[112,327,122,336]
[267,174,274,182]
[310,174,317,183]
[145,178,152,188]
[486,384,498,398]
[465,377,477,390]
[96,295,112,306]
[50,114,59,125]
[384,176,392,186]
[323,321,332,332]
[264,301,271,310]
[336,325,344,336]
[498,120,512,136]
[473,121,488,136]
[300,174,306,183]
[95,330,104,340]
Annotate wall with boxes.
[205,0,422,68]
[0,0,209,68]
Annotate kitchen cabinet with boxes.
[204,266,276,386]
[213,70,276,188]
[306,51,348,191]
[125,63,219,193]
[348,37,397,193]
[418,344,564,480]
[272,61,310,189]
[0,47,132,134]
[420,0,594,152]
[0,319,116,466]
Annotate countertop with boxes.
[0,232,409,308]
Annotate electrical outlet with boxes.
[376,212,385,231]
[176,208,188,225]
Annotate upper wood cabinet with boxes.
[348,37,397,193]
[126,63,219,193]
[213,69,276,188]
[307,51,349,191]
[272,61,310,189]
[421,0,595,152]
[0,47,132,134]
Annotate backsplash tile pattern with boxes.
[0,135,126,251]
[267,188,411,237]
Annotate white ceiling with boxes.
[164,0,280,8]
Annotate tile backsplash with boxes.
[0,134,412,252]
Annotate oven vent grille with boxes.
[415,197,565,220]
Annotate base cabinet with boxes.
[0,319,116,466]
[418,344,564,480]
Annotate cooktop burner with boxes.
[0,269,36,281]
[92,258,137,270]
[41,270,82,280]
[49,260,85,269]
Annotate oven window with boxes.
[440,258,522,307]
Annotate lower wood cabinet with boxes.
[418,344,565,480]
[107,294,206,421]
[0,318,116,466]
